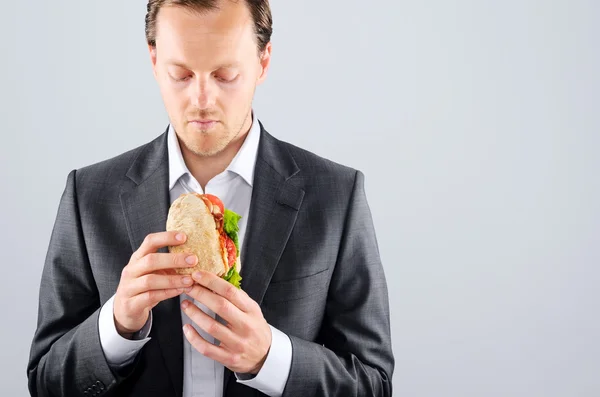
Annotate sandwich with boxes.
[166,193,242,288]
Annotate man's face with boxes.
[149,2,270,157]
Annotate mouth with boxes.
[189,120,219,129]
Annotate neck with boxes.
[181,115,253,191]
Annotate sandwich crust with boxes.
[166,193,226,276]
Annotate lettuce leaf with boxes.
[222,209,242,288]
[223,266,242,289]
[223,209,242,256]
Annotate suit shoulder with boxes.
[273,138,363,216]
[278,139,358,184]
[73,134,163,193]
[75,146,141,185]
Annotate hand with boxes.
[113,231,198,337]
[181,271,272,375]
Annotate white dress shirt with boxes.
[98,112,292,396]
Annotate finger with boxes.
[186,284,246,329]
[183,324,240,369]
[127,273,194,296]
[130,252,198,278]
[181,299,241,350]
[130,287,190,312]
[134,231,187,261]
[191,271,254,313]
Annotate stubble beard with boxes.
[184,105,253,158]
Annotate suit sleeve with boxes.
[27,170,128,397]
[282,170,395,397]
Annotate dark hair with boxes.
[145,0,272,53]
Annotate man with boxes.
[27,1,394,396]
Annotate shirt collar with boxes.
[167,111,261,191]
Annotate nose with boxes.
[190,77,216,110]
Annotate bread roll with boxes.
[166,193,226,276]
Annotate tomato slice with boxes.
[224,235,236,268]
[203,194,225,214]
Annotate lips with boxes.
[189,120,218,129]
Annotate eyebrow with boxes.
[166,60,240,69]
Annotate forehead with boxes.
[155,3,256,66]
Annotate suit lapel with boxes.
[223,125,305,394]
[120,130,184,397]
[239,143,304,305]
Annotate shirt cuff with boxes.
[98,294,152,368]
[235,325,292,397]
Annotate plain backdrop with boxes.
[1,1,599,396]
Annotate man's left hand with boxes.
[181,271,272,375]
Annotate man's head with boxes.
[145,0,272,157]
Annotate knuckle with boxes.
[143,234,153,247]
[219,299,231,316]
[141,275,152,290]
[224,285,237,301]
[239,321,252,336]
[143,290,154,306]
[141,254,156,272]
[193,285,205,299]
[186,285,199,300]
[148,232,159,245]
[206,320,220,335]
[229,354,241,368]
[144,253,156,268]
[232,339,245,354]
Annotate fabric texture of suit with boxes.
[27,123,395,397]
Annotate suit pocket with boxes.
[263,268,330,303]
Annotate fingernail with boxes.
[176,233,186,242]
[183,325,190,336]
[193,272,202,280]
[186,255,196,265]
[182,277,192,285]
[181,300,189,309]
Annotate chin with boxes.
[189,140,228,157]
[196,146,223,157]
[178,126,233,157]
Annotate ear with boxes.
[148,44,158,79]
[256,42,272,85]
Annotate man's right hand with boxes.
[114,231,197,337]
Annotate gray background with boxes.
[1,1,598,396]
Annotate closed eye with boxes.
[215,74,239,83]
[170,74,192,82]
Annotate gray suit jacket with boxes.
[27,123,394,397]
